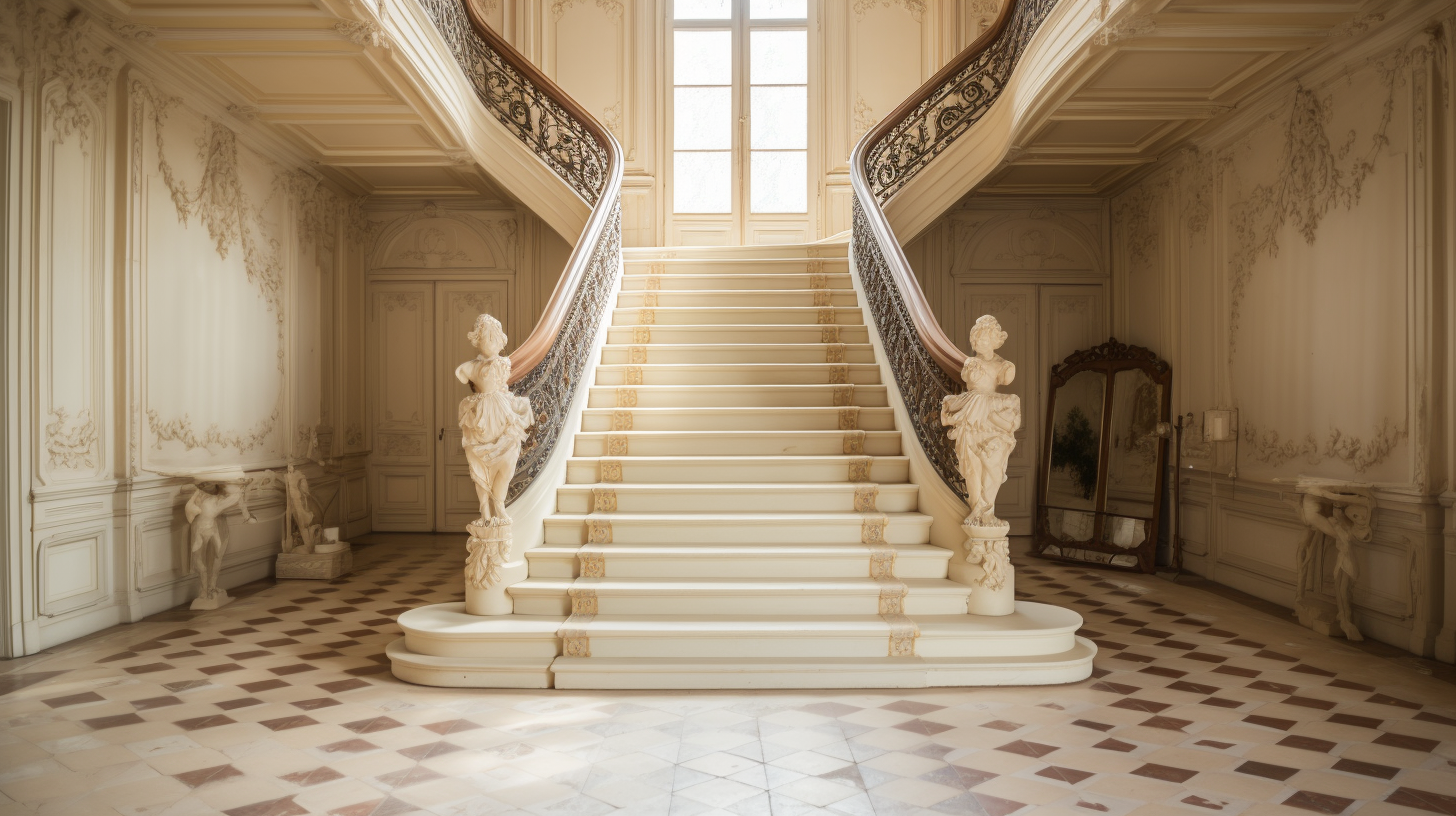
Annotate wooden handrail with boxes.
[457,0,624,385]
[848,0,1020,380]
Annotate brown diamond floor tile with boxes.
[174,764,245,788]
[279,767,345,787]
[996,740,1059,758]
[1131,763,1197,783]
[224,796,309,816]
[1283,790,1356,814]
[1386,787,1456,815]
[1236,761,1300,782]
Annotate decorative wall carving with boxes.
[335,19,390,48]
[1242,419,1408,473]
[854,0,926,22]
[7,9,119,147]
[551,0,623,23]
[852,94,876,144]
[147,409,279,454]
[1093,14,1154,46]
[45,408,98,470]
[1226,41,1429,361]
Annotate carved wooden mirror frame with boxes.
[1033,339,1172,573]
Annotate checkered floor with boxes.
[2,534,1455,816]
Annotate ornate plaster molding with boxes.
[854,0,926,22]
[1226,39,1434,361]
[46,408,98,470]
[335,19,390,48]
[1242,418,1408,473]
[147,408,279,454]
[550,0,623,23]
[1094,14,1154,47]
[1,7,119,146]
[601,102,623,138]
[852,94,876,144]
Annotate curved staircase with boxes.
[387,244,1095,689]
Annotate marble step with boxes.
[617,290,859,308]
[621,273,853,291]
[580,407,895,432]
[599,344,875,365]
[553,481,916,513]
[549,607,1081,660]
[585,384,888,408]
[595,363,881,387]
[610,306,864,327]
[605,325,870,345]
[572,429,902,457]
[509,576,970,616]
[548,642,1098,689]
[624,258,848,274]
[523,542,951,579]
[564,455,910,484]
[541,511,932,546]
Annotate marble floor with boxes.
[3,535,1456,816]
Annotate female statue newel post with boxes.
[941,315,1022,615]
[457,313,534,614]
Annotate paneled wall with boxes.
[1108,23,1456,658]
[0,9,370,656]
[903,199,1110,535]
[362,200,570,532]
[489,0,1000,246]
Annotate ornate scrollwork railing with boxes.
[416,0,623,501]
[849,0,1057,495]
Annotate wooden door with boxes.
[435,282,511,532]
[368,282,435,530]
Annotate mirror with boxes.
[1033,339,1171,572]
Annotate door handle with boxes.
[438,428,444,441]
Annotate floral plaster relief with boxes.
[1222,44,1419,482]
[134,82,290,464]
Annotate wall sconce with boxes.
[1204,409,1237,442]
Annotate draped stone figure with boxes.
[942,315,1022,529]
[1290,480,1373,642]
[457,314,534,596]
[184,473,257,610]
[942,315,1022,615]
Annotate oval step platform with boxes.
[389,246,1095,689]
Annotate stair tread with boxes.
[540,542,950,555]
[545,511,930,521]
[514,577,967,592]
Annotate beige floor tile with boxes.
[868,777,960,807]
[973,775,1070,804]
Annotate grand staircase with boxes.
[387,244,1095,689]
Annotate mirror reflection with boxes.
[1044,369,1105,511]
[1104,368,1162,518]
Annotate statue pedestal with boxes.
[465,519,526,615]
[190,589,233,611]
[277,544,353,580]
[950,521,1015,617]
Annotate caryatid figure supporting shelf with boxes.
[457,313,534,615]
[942,315,1022,616]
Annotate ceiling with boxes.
[86,0,511,200]
[973,0,1415,196]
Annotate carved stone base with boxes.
[465,518,523,616]
[190,589,233,611]
[1297,596,1362,641]
[958,519,1014,617]
[276,546,353,580]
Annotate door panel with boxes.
[436,282,511,531]
[369,283,434,530]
